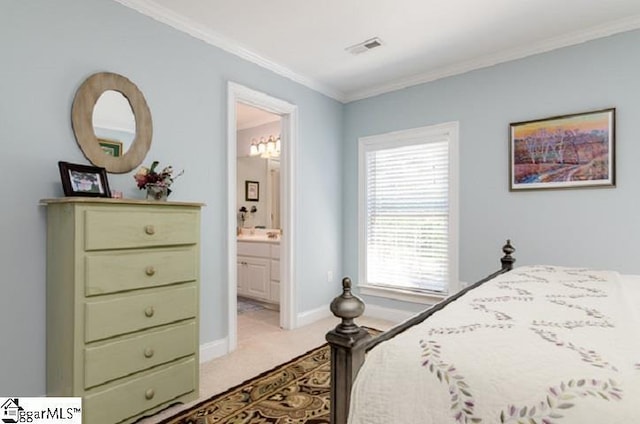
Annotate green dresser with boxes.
[43,198,202,424]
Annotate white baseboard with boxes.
[201,305,333,362]
[296,304,332,327]
[200,337,229,363]
[296,302,421,326]
[363,303,418,324]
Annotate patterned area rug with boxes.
[158,329,379,424]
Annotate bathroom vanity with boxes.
[237,231,280,305]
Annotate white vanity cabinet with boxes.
[237,240,280,304]
[237,256,270,300]
[269,244,280,304]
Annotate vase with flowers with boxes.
[134,161,183,201]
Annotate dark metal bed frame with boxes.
[326,240,516,424]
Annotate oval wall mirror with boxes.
[92,90,136,155]
[71,72,152,173]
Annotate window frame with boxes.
[357,122,459,304]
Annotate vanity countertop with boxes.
[237,228,281,244]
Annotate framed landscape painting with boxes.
[510,108,615,191]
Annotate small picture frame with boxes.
[58,161,112,198]
[510,108,615,191]
[98,138,123,157]
[245,180,259,201]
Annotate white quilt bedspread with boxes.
[349,266,640,424]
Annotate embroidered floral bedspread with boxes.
[349,266,640,424]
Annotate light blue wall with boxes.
[3,0,639,399]
[343,29,640,312]
[0,0,343,395]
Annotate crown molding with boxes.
[345,15,640,102]
[113,0,347,103]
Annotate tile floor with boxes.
[237,296,268,314]
[138,310,395,423]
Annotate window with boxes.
[358,122,459,302]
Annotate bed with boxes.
[326,241,640,423]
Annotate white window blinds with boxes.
[361,132,452,294]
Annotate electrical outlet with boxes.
[327,270,334,282]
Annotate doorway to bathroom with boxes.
[227,82,298,353]
[235,103,282,344]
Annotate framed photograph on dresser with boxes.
[58,161,112,198]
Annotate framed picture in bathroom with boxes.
[245,180,259,201]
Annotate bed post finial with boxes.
[327,277,371,424]
[329,277,365,334]
[501,239,516,270]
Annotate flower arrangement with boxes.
[134,161,183,198]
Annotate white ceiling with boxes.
[236,102,279,130]
[117,0,640,102]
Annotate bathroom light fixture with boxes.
[266,135,276,154]
[249,134,281,158]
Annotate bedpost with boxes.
[501,239,516,270]
[326,277,371,424]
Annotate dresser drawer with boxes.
[85,248,197,296]
[84,358,195,424]
[84,209,199,251]
[84,321,196,388]
[85,285,196,342]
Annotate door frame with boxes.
[227,82,298,352]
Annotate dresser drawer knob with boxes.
[145,388,155,400]
[145,266,156,276]
[144,306,155,318]
[144,225,156,235]
[144,347,155,358]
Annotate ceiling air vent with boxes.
[346,37,383,55]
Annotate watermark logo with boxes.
[1,398,22,423]
[1,398,81,423]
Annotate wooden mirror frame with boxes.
[71,72,152,174]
